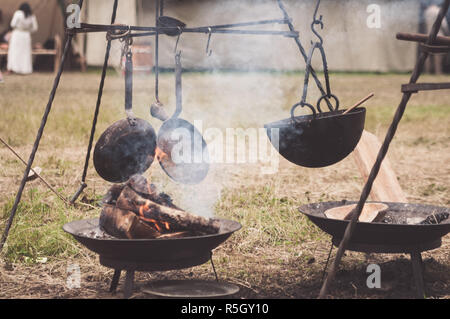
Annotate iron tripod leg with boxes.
[210,251,219,282]
[108,269,135,298]
[109,269,121,294]
[70,0,119,204]
[124,270,136,299]
[321,239,334,281]
[410,251,425,298]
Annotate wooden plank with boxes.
[324,203,388,222]
[352,130,407,203]
[0,50,57,56]
[396,32,450,45]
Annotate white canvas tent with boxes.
[82,0,422,72]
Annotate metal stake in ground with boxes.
[318,0,450,298]
[0,1,85,252]
[0,137,68,205]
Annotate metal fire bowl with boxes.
[299,201,450,247]
[264,108,365,168]
[63,218,241,271]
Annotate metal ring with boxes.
[106,24,131,41]
[317,94,339,113]
[290,102,317,123]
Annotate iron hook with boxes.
[311,0,323,45]
[206,27,213,56]
[174,26,182,54]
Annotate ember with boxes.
[99,175,220,239]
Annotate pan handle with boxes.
[124,45,137,126]
[170,51,183,120]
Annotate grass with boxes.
[215,185,326,252]
[0,71,449,298]
[1,188,99,263]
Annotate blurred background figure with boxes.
[422,0,450,74]
[0,9,4,83]
[7,2,38,75]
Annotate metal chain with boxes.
[290,0,339,122]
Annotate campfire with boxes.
[100,174,220,239]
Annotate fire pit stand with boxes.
[63,217,241,299]
[329,238,441,298]
[301,200,450,298]
[103,252,218,299]
[318,1,450,298]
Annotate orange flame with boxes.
[155,147,169,161]
[138,200,171,232]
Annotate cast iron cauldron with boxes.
[264,108,365,168]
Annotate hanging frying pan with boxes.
[94,42,157,183]
[155,52,209,184]
[156,16,186,36]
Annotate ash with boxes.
[77,227,115,239]
[380,211,449,225]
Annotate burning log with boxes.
[116,185,220,234]
[99,175,220,239]
[100,204,161,239]
[126,174,180,209]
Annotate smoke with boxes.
[104,0,424,218]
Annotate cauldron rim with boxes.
[264,107,365,129]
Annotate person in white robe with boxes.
[7,3,38,75]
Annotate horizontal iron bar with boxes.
[196,18,291,29]
[74,23,298,37]
[182,28,299,37]
[401,82,450,93]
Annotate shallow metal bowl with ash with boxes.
[300,201,450,248]
[299,200,450,297]
[63,218,241,268]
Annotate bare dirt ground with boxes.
[0,71,449,299]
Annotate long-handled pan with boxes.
[93,39,157,183]
[153,52,209,184]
